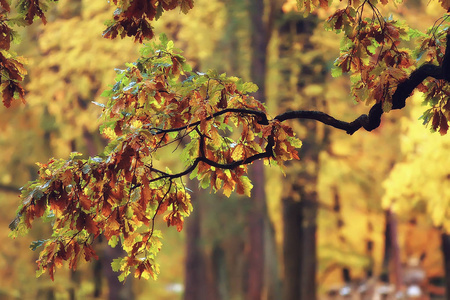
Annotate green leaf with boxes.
[36,267,46,278]
[118,270,130,282]
[182,62,192,73]
[367,38,380,55]
[331,66,343,78]
[200,175,210,189]
[240,82,259,94]
[238,176,253,197]
[206,69,219,78]
[154,4,163,20]
[166,40,174,51]
[30,239,47,251]
[159,33,169,48]
[69,152,83,160]
[287,136,303,148]
[408,28,427,40]
[111,257,125,272]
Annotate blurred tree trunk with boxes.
[36,289,55,300]
[382,209,402,290]
[182,1,281,299]
[282,145,320,300]
[247,0,280,299]
[441,233,450,300]
[282,193,303,300]
[184,189,218,300]
[276,14,327,300]
[101,247,134,300]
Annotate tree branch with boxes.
[139,33,450,181]
[274,34,450,135]
[145,127,275,182]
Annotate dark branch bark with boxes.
[274,54,448,135]
[274,35,450,135]
[274,109,376,135]
[147,150,273,183]
[144,126,275,184]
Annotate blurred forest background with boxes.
[1,0,450,299]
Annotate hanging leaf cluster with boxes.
[325,1,414,109]
[103,0,194,42]
[294,0,450,133]
[9,35,301,280]
[0,0,54,107]
[415,28,450,134]
[0,0,193,108]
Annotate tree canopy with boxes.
[5,0,450,282]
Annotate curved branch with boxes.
[274,109,375,135]
[391,64,443,110]
[146,151,272,183]
[274,34,450,135]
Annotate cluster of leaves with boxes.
[103,0,194,42]
[296,0,450,133]
[0,0,55,107]
[7,0,450,282]
[326,1,414,110]
[0,0,195,108]
[9,35,301,280]
[416,27,450,134]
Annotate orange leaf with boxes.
[83,244,98,262]
[60,169,73,186]
[85,216,99,236]
[79,194,92,210]
[439,112,449,135]
[0,0,10,12]
[2,82,13,108]
[439,0,450,10]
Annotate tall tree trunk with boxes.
[276,14,326,300]
[245,176,266,300]
[182,2,281,299]
[441,233,450,300]
[382,209,402,289]
[93,252,103,298]
[184,190,217,300]
[300,192,318,300]
[282,195,303,300]
[102,247,134,300]
[246,0,271,299]
[211,245,229,300]
[282,168,319,300]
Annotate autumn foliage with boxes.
[103,0,194,42]
[9,36,302,280]
[6,0,450,281]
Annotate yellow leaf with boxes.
[223,180,234,197]
[231,144,244,161]
[439,0,450,10]
[236,176,253,197]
